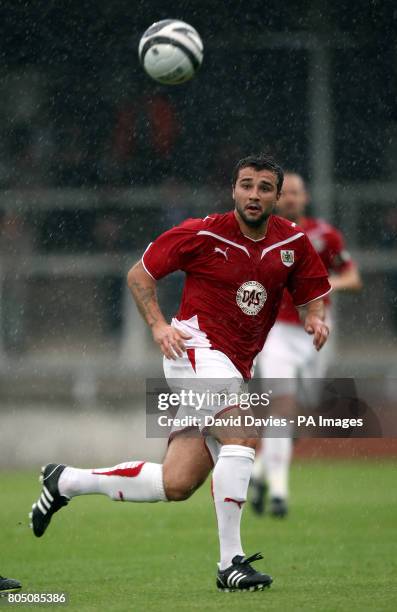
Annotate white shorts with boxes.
[256,320,334,403]
[163,348,245,464]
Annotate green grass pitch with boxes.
[2,461,396,611]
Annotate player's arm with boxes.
[329,265,362,291]
[127,261,191,359]
[328,231,363,292]
[297,297,329,351]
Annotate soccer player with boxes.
[250,172,362,517]
[0,575,21,595]
[30,155,331,592]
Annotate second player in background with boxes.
[251,172,362,517]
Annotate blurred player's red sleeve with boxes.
[288,234,331,307]
[328,228,355,273]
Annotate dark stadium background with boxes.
[0,1,396,459]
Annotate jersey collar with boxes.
[231,211,273,243]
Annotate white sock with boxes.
[261,436,292,499]
[212,444,255,570]
[58,461,167,502]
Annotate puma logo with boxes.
[224,497,244,509]
[214,246,229,260]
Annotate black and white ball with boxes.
[138,19,203,85]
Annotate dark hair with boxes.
[232,154,284,194]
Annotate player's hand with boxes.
[151,322,192,359]
[304,315,329,351]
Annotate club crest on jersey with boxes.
[236,281,267,316]
[280,249,294,267]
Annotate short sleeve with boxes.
[141,223,198,280]
[288,234,331,307]
[327,229,354,273]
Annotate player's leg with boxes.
[259,421,294,517]
[30,347,213,538]
[260,321,331,515]
[30,432,212,537]
[209,420,272,590]
[254,323,301,515]
[211,433,256,566]
[162,432,212,500]
[172,347,272,590]
[249,444,268,515]
[180,349,256,569]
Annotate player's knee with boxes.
[164,478,199,502]
[218,437,257,449]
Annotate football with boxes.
[138,19,203,85]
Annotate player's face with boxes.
[277,174,308,222]
[233,167,280,228]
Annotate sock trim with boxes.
[154,464,167,502]
[219,444,255,461]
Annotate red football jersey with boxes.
[277,217,354,325]
[142,211,330,379]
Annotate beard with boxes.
[235,204,273,228]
